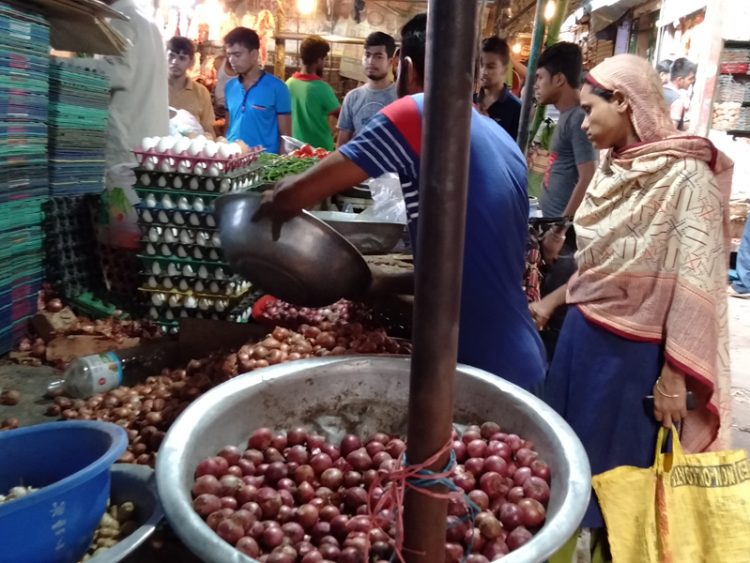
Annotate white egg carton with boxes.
[139,256,229,280]
[136,206,217,229]
[142,242,221,261]
[135,169,260,194]
[140,274,251,297]
[134,136,263,175]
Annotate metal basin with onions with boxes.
[215,192,372,307]
[156,356,591,563]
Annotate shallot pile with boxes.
[191,423,551,562]
[54,324,408,466]
[257,299,367,330]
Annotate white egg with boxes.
[206,215,216,228]
[183,265,196,277]
[159,160,173,173]
[147,227,160,242]
[157,210,169,224]
[141,137,158,151]
[149,307,159,320]
[216,300,228,312]
[157,137,176,153]
[198,266,209,279]
[168,294,181,308]
[185,296,198,309]
[188,139,205,156]
[228,142,242,156]
[147,276,158,288]
[177,246,188,258]
[160,244,172,257]
[144,160,156,171]
[161,195,174,209]
[177,197,190,210]
[189,178,200,190]
[165,310,175,320]
[164,228,177,243]
[173,176,184,189]
[194,281,205,292]
[198,298,211,311]
[140,173,151,186]
[219,179,231,193]
[189,214,201,227]
[174,212,185,225]
[167,263,180,276]
[193,248,204,260]
[211,233,221,247]
[144,194,157,208]
[193,197,205,212]
[202,141,218,158]
[163,277,174,289]
[192,163,205,176]
[151,293,166,306]
[179,279,190,291]
[174,137,192,155]
[207,165,221,177]
[177,161,192,174]
[218,143,233,159]
[180,230,193,245]
[146,243,156,255]
[209,249,220,260]
[210,281,221,294]
[196,232,209,247]
[151,262,161,275]
[214,267,225,280]
[180,310,189,318]
[205,179,216,192]
[141,209,153,223]
[157,176,167,188]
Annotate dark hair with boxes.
[583,74,614,101]
[223,27,260,51]
[481,36,510,67]
[400,13,427,81]
[167,36,195,58]
[656,59,673,75]
[670,57,697,80]
[300,35,330,66]
[365,31,397,58]
[537,42,583,88]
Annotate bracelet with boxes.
[655,377,680,399]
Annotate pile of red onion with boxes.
[55,324,408,467]
[257,299,369,331]
[191,422,551,562]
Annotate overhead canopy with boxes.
[26,0,128,55]
[581,0,658,34]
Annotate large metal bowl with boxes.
[156,357,591,563]
[311,210,405,255]
[215,192,372,307]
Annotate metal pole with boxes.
[402,0,478,561]
[516,0,546,149]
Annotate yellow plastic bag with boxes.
[592,427,750,563]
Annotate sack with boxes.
[169,107,204,137]
[96,164,140,249]
[592,427,750,563]
[357,173,407,225]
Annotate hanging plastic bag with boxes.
[169,106,204,137]
[95,163,141,249]
[592,427,750,563]
[357,173,407,224]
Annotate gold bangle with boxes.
[656,377,680,399]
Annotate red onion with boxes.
[513,466,532,486]
[467,489,490,511]
[523,476,550,504]
[310,453,333,475]
[287,427,307,447]
[192,475,221,497]
[256,487,282,519]
[295,504,319,531]
[193,494,222,517]
[480,421,501,440]
[498,502,523,530]
[507,486,525,504]
[218,445,242,466]
[530,459,551,482]
[464,458,485,478]
[220,496,238,510]
[248,428,274,450]
[453,471,476,493]
[517,497,546,528]
[261,525,285,550]
[461,429,481,445]
[479,472,505,500]
[445,515,468,542]
[507,526,533,551]
[452,440,468,463]
[385,439,406,459]
[236,536,261,557]
[339,434,362,457]
[466,439,487,459]
[320,468,344,490]
[217,518,245,545]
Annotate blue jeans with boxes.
[734,218,750,294]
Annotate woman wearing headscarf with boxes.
[532,54,733,549]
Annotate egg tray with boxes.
[135,188,218,213]
[141,242,223,262]
[139,273,251,297]
[133,147,263,174]
[140,284,249,309]
[140,225,221,248]
[138,255,232,280]
[134,165,262,194]
[136,205,218,230]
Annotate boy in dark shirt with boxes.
[475,37,521,139]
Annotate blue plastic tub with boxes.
[0,421,128,563]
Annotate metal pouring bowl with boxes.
[156,356,591,563]
[311,210,405,255]
[215,192,372,307]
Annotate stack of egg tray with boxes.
[134,158,263,331]
[43,196,106,300]
[48,60,109,195]
[0,2,49,353]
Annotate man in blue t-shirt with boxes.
[224,27,291,154]
[262,14,546,392]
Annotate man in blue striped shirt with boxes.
[264,14,546,391]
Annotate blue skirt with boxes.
[545,306,662,529]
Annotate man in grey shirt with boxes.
[337,32,397,147]
[531,42,597,359]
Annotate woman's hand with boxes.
[541,230,566,263]
[529,299,554,331]
[653,363,688,428]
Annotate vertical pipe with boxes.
[516,0,547,149]
[401,0,478,561]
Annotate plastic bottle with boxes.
[47,340,180,398]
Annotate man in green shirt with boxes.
[286,35,341,151]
